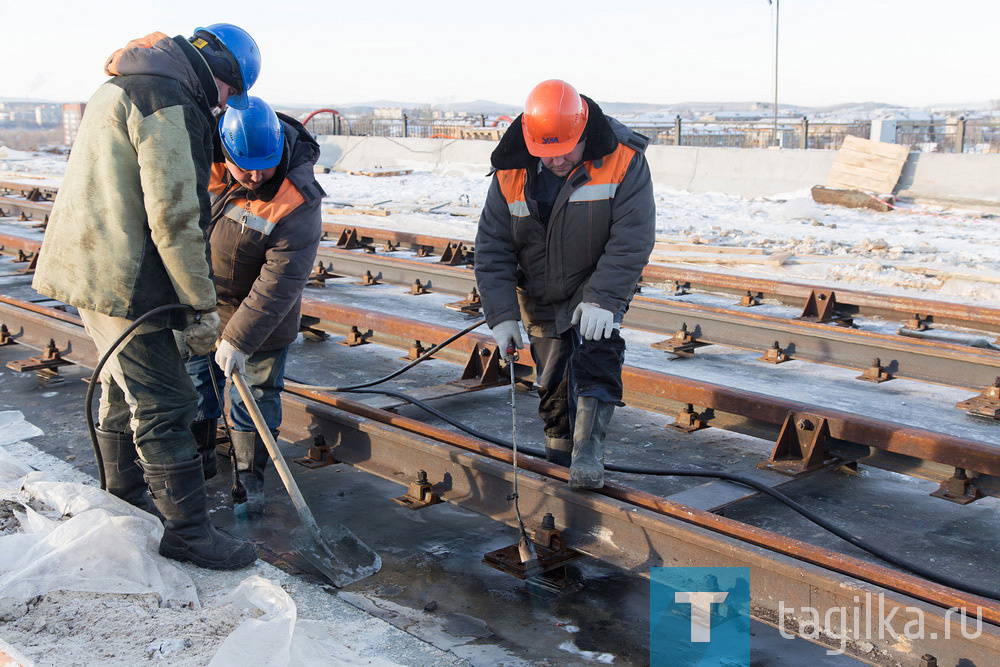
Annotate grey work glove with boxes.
[489,319,524,361]
[571,302,619,340]
[181,309,220,357]
[215,339,248,377]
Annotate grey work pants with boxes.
[80,309,199,464]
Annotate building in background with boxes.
[62,103,86,146]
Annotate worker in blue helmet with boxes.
[34,26,263,571]
[189,23,261,111]
[183,97,326,518]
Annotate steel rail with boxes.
[1,291,998,664]
[278,391,1000,666]
[312,245,1000,390]
[0,196,51,221]
[295,297,1000,493]
[318,222,1000,335]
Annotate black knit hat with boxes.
[190,30,242,92]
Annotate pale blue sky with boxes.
[6,1,997,108]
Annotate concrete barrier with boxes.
[316,135,1000,206]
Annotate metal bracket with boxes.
[857,357,892,383]
[652,323,708,358]
[445,287,482,315]
[482,513,581,586]
[439,241,469,266]
[0,324,13,346]
[338,325,370,347]
[360,270,379,286]
[758,412,835,476]
[902,313,929,332]
[797,289,853,326]
[336,227,364,249]
[955,378,1000,419]
[455,343,503,386]
[666,404,708,433]
[929,468,983,505]
[392,469,443,510]
[757,341,789,364]
[739,291,762,307]
[6,339,71,373]
[401,340,427,361]
[293,427,341,469]
[307,261,337,286]
[409,279,429,295]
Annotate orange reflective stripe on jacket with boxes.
[496,143,637,215]
[209,163,306,235]
[104,32,171,76]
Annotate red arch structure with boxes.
[491,115,514,127]
[302,108,342,125]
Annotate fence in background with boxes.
[302,111,1000,153]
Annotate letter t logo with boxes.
[675,592,729,642]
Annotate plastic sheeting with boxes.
[0,411,198,607]
[209,575,403,667]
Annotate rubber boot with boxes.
[569,397,615,490]
[141,456,257,570]
[190,419,218,480]
[544,435,573,467]
[230,430,269,518]
[95,429,154,511]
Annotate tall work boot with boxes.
[230,430,269,518]
[141,456,257,570]
[95,429,153,511]
[190,419,218,480]
[569,397,615,490]
[544,435,573,468]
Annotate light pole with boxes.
[768,0,779,146]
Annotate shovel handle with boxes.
[231,372,325,542]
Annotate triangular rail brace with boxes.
[797,289,852,325]
[757,412,835,476]
[336,228,363,249]
[439,242,468,266]
[458,342,502,385]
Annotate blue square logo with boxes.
[650,567,756,666]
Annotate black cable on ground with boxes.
[322,384,1000,601]
[86,303,196,491]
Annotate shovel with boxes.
[231,372,381,587]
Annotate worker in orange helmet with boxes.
[475,79,655,490]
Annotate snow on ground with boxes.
[4,148,999,307]
[0,411,464,667]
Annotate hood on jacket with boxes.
[490,95,648,171]
[104,32,218,108]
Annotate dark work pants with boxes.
[80,309,199,465]
[529,328,626,439]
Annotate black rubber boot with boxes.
[544,435,573,467]
[230,430,268,518]
[141,456,257,570]
[569,397,615,490]
[95,429,153,511]
[190,419,218,480]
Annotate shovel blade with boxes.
[292,522,381,588]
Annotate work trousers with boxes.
[529,327,626,439]
[185,346,289,436]
[79,309,199,464]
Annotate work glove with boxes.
[181,309,220,357]
[490,319,524,361]
[215,339,248,377]
[572,302,619,341]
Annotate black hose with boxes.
[86,303,195,490]
[330,384,1000,601]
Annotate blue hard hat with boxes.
[219,97,283,171]
[193,23,260,110]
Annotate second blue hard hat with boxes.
[219,97,283,171]
[192,23,260,110]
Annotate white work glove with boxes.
[181,310,220,356]
[490,319,524,361]
[572,302,618,340]
[215,339,248,377]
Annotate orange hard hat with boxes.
[522,79,589,158]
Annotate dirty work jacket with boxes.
[207,115,325,354]
[475,99,656,337]
[33,32,221,330]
